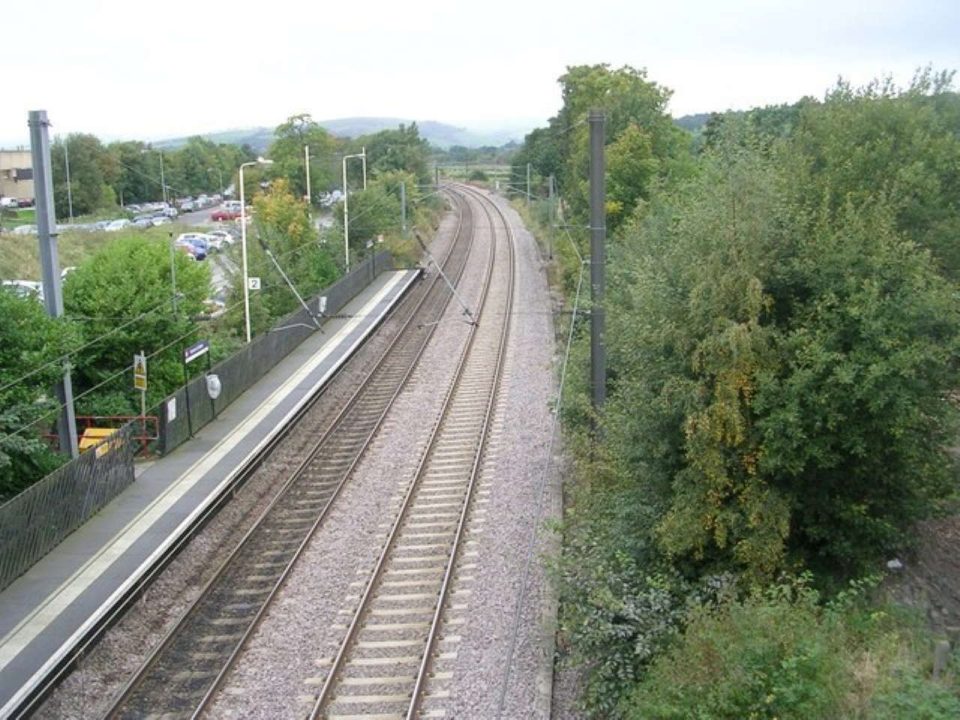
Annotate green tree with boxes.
[0,290,76,499]
[337,182,401,260]
[358,123,431,184]
[51,133,112,218]
[607,135,960,580]
[223,179,338,337]
[63,236,210,416]
[267,114,336,202]
[788,69,960,280]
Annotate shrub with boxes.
[621,578,960,720]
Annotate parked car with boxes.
[210,208,241,221]
[104,219,132,232]
[17,198,35,208]
[151,215,171,226]
[0,197,18,208]
[175,235,208,261]
[2,280,43,301]
[177,198,195,212]
[205,230,235,251]
[12,224,37,235]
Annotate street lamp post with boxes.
[304,145,312,204]
[159,150,167,204]
[239,157,273,343]
[63,137,74,223]
[341,148,366,273]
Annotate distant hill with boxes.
[153,118,531,152]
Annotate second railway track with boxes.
[309,184,517,719]
[105,189,480,719]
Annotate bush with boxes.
[606,135,960,579]
[621,578,960,720]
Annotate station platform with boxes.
[0,268,420,718]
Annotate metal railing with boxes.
[0,424,136,591]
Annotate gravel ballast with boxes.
[35,189,565,719]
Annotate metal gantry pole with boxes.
[400,181,407,235]
[526,162,531,206]
[29,110,79,458]
[588,110,606,412]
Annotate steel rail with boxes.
[308,184,516,719]
[406,184,516,719]
[103,192,474,719]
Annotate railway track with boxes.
[104,191,478,719]
[309,185,516,719]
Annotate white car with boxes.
[2,280,43,302]
[0,197,18,208]
[104,219,132,232]
[206,230,235,251]
[12,224,37,235]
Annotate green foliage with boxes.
[357,123,431,184]
[621,578,960,720]
[51,134,112,217]
[608,136,960,579]
[268,114,337,202]
[222,179,339,338]
[338,183,401,254]
[789,69,960,281]
[63,234,210,415]
[512,64,693,219]
[0,290,76,499]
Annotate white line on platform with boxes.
[0,270,414,718]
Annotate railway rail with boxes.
[309,184,516,719]
[103,190,478,719]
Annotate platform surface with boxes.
[0,269,419,717]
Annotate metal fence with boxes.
[160,250,395,454]
[0,251,395,592]
[0,424,136,591]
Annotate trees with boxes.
[358,123,431,184]
[221,179,338,338]
[268,114,337,202]
[63,235,210,415]
[0,290,75,499]
[51,134,111,218]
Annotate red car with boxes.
[210,208,241,221]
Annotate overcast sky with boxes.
[2,0,957,146]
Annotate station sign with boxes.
[184,340,210,364]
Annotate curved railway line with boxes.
[309,185,516,719]
[104,189,480,719]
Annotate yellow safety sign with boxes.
[133,352,147,391]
